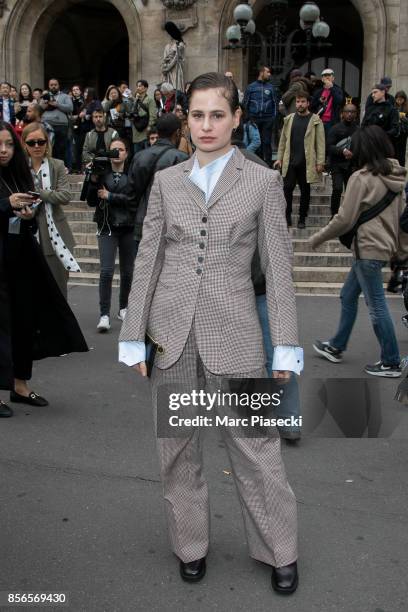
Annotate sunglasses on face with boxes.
[25,139,47,147]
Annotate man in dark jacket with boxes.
[327,103,359,216]
[362,83,400,141]
[311,68,345,139]
[365,76,395,111]
[128,113,188,241]
[243,64,277,166]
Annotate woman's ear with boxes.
[233,107,242,130]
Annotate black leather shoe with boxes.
[0,401,13,417]
[271,561,298,594]
[179,557,206,582]
[10,390,49,407]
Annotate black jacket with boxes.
[127,138,188,239]
[362,100,400,139]
[87,170,138,233]
[326,121,358,169]
[311,84,345,123]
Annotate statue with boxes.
[161,22,185,93]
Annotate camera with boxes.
[80,149,120,200]
[41,92,54,102]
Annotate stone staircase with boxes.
[66,175,391,295]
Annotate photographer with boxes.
[41,78,73,161]
[82,109,119,166]
[131,80,157,154]
[86,139,138,332]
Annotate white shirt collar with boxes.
[188,148,235,203]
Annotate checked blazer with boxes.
[120,146,299,374]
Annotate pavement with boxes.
[0,286,407,612]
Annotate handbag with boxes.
[133,99,149,132]
[339,189,398,257]
[145,332,164,377]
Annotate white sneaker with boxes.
[97,315,110,332]
[117,308,127,322]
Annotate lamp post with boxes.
[224,1,330,85]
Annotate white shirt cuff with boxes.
[272,346,304,375]
[118,341,146,366]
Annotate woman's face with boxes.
[396,96,406,108]
[0,129,15,166]
[154,90,162,101]
[109,88,119,101]
[72,86,81,97]
[23,128,48,160]
[188,88,240,154]
[21,84,30,98]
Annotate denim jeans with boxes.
[330,259,400,366]
[256,294,301,432]
[98,231,138,316]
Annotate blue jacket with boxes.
[243,80,277,119]
[243,121,261,153]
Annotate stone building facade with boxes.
[0,0,407,101]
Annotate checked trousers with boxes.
[150,326,298,567]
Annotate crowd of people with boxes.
[1,65,408,596]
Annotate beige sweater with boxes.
[310,159,408,261]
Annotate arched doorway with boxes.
[1,0,141,91]
[219,0,387,101]
[44,0,129,96]
[247,0,363,100]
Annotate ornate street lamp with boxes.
[224,1,331,84]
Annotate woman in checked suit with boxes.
[119,73,302,594]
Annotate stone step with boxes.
[292,239,348,253]
[294,281,394,295]
[293,266,391,283]
[70,221,97,234]
[293,252,353,266]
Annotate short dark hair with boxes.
[156,113,181,139]
[33,88,42,94]
[0,81,11,88]
[351,126,395,175]
[137,79,149,89]
[48,77,59,85]
[110,137,129,151]
[256,62,270,74]
[187,72,239,114]
[295,93,311,103]
[118,80,129,87]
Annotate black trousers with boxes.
[52,125,69,162]
[98,231,138,316]
[331,167,352,216]
[283,163,310,221]
[253,118,274,166]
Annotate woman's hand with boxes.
[9,193,35,209]
[14,206,35,220]
[97,187,110,200]
[272,370,292,384]
[132,362,147,377]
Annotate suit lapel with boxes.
[206,148,243,209]
[182,154,207,213]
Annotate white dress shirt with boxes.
[119,147,304,374]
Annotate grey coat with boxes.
[120,147,299,373]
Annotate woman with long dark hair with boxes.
[394,90,408,166]
[102,86,126,138]
[15,83,33,123]
[119,73,300,594]
[0,121,87,416]
[311,125,407,376]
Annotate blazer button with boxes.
[196,268,202,275]
[202,216,207,223]
[198,256,204,263]
[200,230,206,236]
[199,242,205,249]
